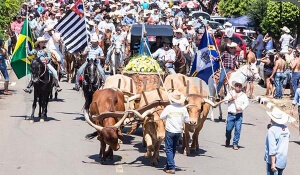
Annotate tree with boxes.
[260,1,300,38]
[0,0,24,38]
[218,0,249,17]
[246,0,268,26]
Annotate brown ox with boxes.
[84,88,129,164]
[130,89,169,166]
[164,74,223,156]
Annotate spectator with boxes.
[270,53,286,99]
[261,50,276,97]
[263,33,274,53]
[279,26,294,54]
[291,79,300,128]
[290,51,300,98]
[265,108,290,175]
[0,38,12,95]
[252,29,264,62]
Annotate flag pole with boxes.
[25,4,29,83]
[82,0,90,48]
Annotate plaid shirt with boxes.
[220,51,238,70]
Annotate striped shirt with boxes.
[220,51,238,70]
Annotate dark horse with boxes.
[27,58,53,122]
[82,59,102,110]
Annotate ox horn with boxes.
[202,98,227,108]
[126,109,155,120]
[184,104,197,108]
[114,111,129,128]
[128,94,141,102]
[84,109,104,132]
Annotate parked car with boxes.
[221,32,253,59]
[210,16,229,25]
[208,21,224,33]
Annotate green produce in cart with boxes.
[124,55,164,73]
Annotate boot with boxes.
[73,84,80,91]
[54,79,62,92]
[23,80,33,94]
[3,82,12,95]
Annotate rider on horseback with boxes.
[106,27,125,64]
[152,38,176,74]
[73,34,106,91]
[24,37,62,93]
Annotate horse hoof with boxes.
[40,119,44,123]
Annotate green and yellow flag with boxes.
[11,18,35,79]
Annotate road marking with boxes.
[115,165,123,173]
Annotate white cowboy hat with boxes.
[198,16,203,20]
[90,34,99,43]
[232,78,244,87]
[122,0,130,4]
[266,107,289,125]
[29,14,34,17]
[35,37,49,45]
[186,21,194,26]
[224,22,232,27]
[169,90,186,104]
[281,26,290,33]
[227,42,237,48]
[127,9,136,15]
[175,28,185,35]
[172,5,180,9]
[55,13,61,17]
[88,20,95,26]
[111,4,117,9]
[44,25,54,32]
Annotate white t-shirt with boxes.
[173,37,189,52]
[160,103,190,133]
[152,48,176,68]
[280,34,293,51]
[224,90,249,114]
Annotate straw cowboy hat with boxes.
[172,5,180,10]
[224,22,232,27]
[90,34,99,43]
[175,28,185,35]
[186,21,194,26]
[266,107,289,125]
[281,26,290,33]
[198,16,204,20]
[88,20,95,26]
[169,90,186,104]
[35,37,49,46]
[227,42,237,48]
[44,25,54,32]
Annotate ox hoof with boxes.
[151,161,158,166]
[183,150,190,156]
[40,119,44,123]
[29,120,34,124]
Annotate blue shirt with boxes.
[28,48,51,63]
[122,16,135,25]
[141,2,150,10]
[84,45,104,60]
[264,124,290,169]
[265,40,274,51]
[293,88,300,106]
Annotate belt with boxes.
[228,112,242,116]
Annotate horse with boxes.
[207,63,260,121]
[174,47,187,75]
[49,53,62,100]
[27,58,53,123]
[108,40,124,75]
[82,58,102,110]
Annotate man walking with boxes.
[265,108,290,175]
[224,78,249,150]
[160,90,190,174]
[290,51,300,98]
[270,53,286,99]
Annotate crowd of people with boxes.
[0,0,300,174]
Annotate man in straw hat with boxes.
[152,38,176,75]
[224,78,249,150]
[265,107,290,175]
[279,26,295,54]
[73,34,106,91]
[160,90,190,174]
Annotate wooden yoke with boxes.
[200,80,203,97]
[183,76,186,86]
[142,91,148,105]
[171,79,174,91]
[118,79,121,89]
[186,80,189,95]
[157,88,163,101]
[130,79,133,93]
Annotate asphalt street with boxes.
[0,72,300,175]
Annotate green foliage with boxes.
[0,0,24,38]
[260,1,300,38]
[246,0,268,26]
[218,0,250,17]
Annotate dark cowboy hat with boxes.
[162,38,171,44]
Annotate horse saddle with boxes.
[51,52,59,65]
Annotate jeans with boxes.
[226,113,243,146]
[0,61,9,81]
[75,60,106,85]
[217,68,231,93]
[47,64,58,81]
[283,69,291,86]
[256,49,263,59]
[165,131,181,171]
[298,106,300,130]
[274,72,285,98]
[292,72,300,97]
[266,163,284,175]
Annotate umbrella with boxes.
[228,16,255,27]
[180,1,199,8]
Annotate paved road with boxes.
[0,73,300,175]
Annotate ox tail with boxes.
[85,131,98,140]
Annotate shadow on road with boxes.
[85,154,123,165]
[49,98,65,102]
[10,115,60,122]
[290,140,300,145]
[242,122,256,126]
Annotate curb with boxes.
[256,96,299,129]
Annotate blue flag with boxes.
[190,28,220,84]
[138,37,151,56]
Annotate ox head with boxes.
[84,109,128,151]
[185,95,203,126]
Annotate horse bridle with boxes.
[240,64,258,80]
[84,64,100,92]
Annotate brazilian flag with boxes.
[11,18,35,79]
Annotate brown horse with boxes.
[173,46,187,75]
[64,50,85,83]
